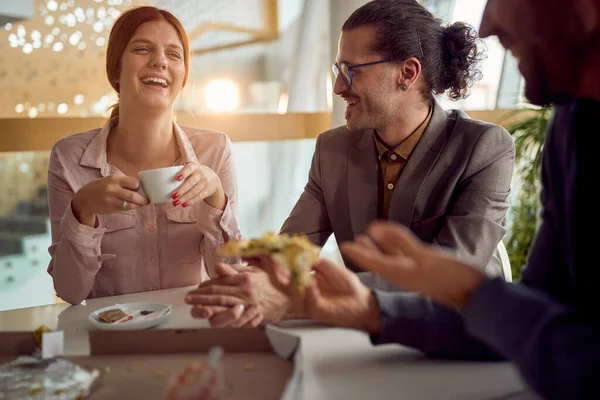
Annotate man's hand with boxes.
[185,263,292,327]
[340,221,487,311]
[246,255,381,334]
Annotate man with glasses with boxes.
[185,0,515,327]
[240,0,600,398]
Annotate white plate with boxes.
[88,302,172,331]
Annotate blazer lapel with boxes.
[348,129,379,236]
[388,102,455,224]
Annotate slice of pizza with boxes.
[217,232,320,290]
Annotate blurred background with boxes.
[0,0,529,310]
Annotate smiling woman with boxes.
[105,7,190,119]
[45,6,242,305]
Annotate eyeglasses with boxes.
[332,59,395,87]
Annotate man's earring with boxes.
[401,84,407,91]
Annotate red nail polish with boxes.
[177,174,183,181]
[173,200,180,206]
[182,202,189,208]
[172,192,179,199]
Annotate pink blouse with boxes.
[47,118,242,304]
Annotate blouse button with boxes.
[104,223,110,229]
[150,257,156,263]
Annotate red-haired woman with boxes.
[46,6,241,305]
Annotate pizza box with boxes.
[0,325,302,400]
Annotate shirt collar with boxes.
[80,117,200,176]
[374,105,433,160]
[173,121,201,166]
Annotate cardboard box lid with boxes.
[0,331,37,356]
[88,326,300,359]
[0,326,301,364]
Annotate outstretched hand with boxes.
[341,221,486,310]
[244,255,381,333]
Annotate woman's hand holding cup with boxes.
[170,163,226,210]
[72,175,149,227]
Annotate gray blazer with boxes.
[281,101,515,282]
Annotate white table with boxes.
[0,287,537,400]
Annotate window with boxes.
[423,0,523,110]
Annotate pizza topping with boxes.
[218,232,321,289]
[33,325,53,347]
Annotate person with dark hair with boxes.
[245,0,600,398]
[185,0,515,329]
[46,6,247,308]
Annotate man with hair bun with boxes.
[187,0,516,341]
[248,0,600,398]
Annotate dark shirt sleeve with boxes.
[374,101,599,400]
[463,100,597,400]
[373,290,501,360]
[464,278,599,400]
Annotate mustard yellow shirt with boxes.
[374,106,433,219]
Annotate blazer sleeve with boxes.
[433,124,515,276]
[280,134,333,246]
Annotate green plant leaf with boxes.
[503,105,551,280]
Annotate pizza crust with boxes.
[218,232,320,289]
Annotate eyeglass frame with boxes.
[332,59,396,87]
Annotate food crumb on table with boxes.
[243,363,255,371]
[28,386,42,395]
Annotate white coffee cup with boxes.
[138,166,184,203]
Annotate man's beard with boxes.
[525,76,575,106]
[523,52,581,106]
